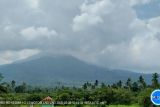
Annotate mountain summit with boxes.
[0,55,151,86]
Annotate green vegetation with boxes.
[0,73,159,107]
[108,105,139,107]
[0,105,141,107]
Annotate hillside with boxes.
[0,55,151,86]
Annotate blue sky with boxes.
[0,0,160,73]
[135,0,160,19]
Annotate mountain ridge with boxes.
[0,54,152,86]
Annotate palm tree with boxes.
[138,75,146,90]
[152,73,159,88]
[117,80,122,88]
[11,80,16,92]
[126,78,132,90]
[83,83,87,89]
[94,80,99,87]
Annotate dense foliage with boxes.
[0,73,159,107]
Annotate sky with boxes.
[0,0,160,73]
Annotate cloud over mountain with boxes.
[0,0,160,73]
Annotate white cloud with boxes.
[73,0,115,31]
[20,26,58,40]
[148,16,160,34]
[129,0,152,6]
[0,49,40,65]
[0,0,160,73]
[73,13,103,31]
[70,0,160,73]
[26,0,40,9]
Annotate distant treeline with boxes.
[0,73,159,107]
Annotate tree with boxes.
[131,82,139,92]
[86,82,92,89]
[86,82,91,87]
[112,83,117,89]
[126,78,132,90]
[0,74,8,93]
[27,94,42,101]
[138,75,146,90]
[15,86,24,93]
[83,83,87,89]
[101,82,106,88]
[58,93,70,101]
[91,85,95,89]
[15,82,27,93]
[138,88,153,107]
[152,73,159,88]
[117,80,122,88]
[11,80,16,88]
[11,80,16,92]
[0,73,3,82]
[94,80,99,87]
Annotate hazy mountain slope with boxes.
[0,55,152,86]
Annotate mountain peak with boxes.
[0,54,151,86]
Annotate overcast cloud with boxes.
[0,0,160,73]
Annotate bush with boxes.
[137,88,154,107]
[26,94,42,101]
